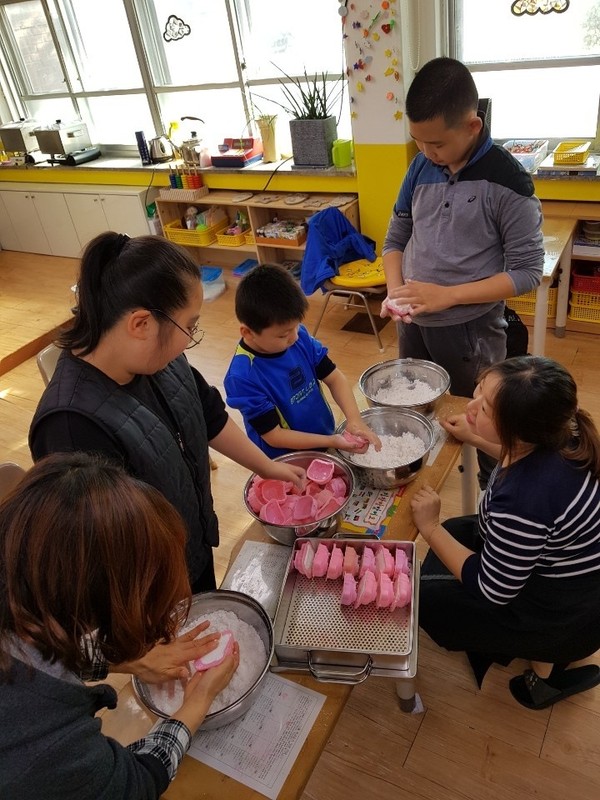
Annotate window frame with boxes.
[0,0,347,153]
[449,0,600,146]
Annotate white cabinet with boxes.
[0,188,81,256]
[64,192,151,246]
[0,192,21,251]
[29,191,82,257]
[0,183,157,256]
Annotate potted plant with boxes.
[256,68,344,168]
[249,101,278,164]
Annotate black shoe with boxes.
[509,665,600,710]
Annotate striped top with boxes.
[461,448,600,605]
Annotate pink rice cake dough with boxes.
[340,572,358,606]
[312,543,330,578]
[342,430,369,447]
[375,546,395,578]
[294,541,315,578]
[306,458,335,485]
[304,481,323,497]
[390,572,411,611]
[394,547,410,577]
[342,545,359,576]
[359,546,376,578]
[246,487,262,514]
[376,573,394,608]
[326,544,344,579]
[193,629,235,672]
[354,570,377,609]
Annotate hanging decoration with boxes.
[511,1,569,16]
[340,0,404,122]
[163,15,191,42]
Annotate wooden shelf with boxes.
[155,190,358,270]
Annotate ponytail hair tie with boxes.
[115,233,130,256]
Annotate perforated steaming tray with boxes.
[272,539,417,678]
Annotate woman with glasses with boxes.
[29,232,304,603]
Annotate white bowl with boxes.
[359,358,450,415]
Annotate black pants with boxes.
[190,548,217,594]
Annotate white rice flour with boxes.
[349,432,426,468]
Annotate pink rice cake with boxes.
[354,570,377,609]
[340,572,358,606]
[394,547,410,577]
[311,543,330,578]
[390,572,411,611]
[306,458,335,484]
[193,629,235,672]
[326,544,344,579]
[294,541,314,578]
[343,430,369,447]
[342,545,359,576]
[359,546,376,578]
[376,573,394,608]
[375,546,395,578]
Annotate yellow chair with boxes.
[312,257,387,352]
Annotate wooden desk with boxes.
[101,395,466,800]
[531,216,578,356]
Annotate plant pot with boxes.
[257,120,278,163]
[289,116,338,168]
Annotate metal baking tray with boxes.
[271,539,417,683]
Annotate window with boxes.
[0,0,348,153]
[451,0,600,140]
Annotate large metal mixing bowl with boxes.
[336,407,434,489]
[132,590,273,730]
[359,358,450,416]
[243,450,356,546]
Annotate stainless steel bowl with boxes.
[359,358,450,415]
[243,450,356,546]
[336,407,435,489]
[132,590,273,730]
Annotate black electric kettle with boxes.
[148,136,174,163]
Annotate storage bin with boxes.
[571,264,600,293]
[503,139,548,173]
[215,228,250,247]
[244,231,255,245]
[568,303,600,324]
[570,290,600,307]
[507,287,557,318]
[200,266,226,301]
[552,141,591,165]
[158,186,208,201]
[164,218,228,246]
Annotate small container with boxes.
[359,358,450,416]
[200,266,226,301]
[503,139,548,173]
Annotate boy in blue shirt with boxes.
[224,264,380,458]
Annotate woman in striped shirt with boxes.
[411,356,600,710]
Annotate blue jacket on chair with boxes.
[300,207,376,295]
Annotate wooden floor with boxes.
[2,250,600,799]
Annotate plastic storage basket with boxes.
[164,218,228,246]
[572,264,600,293]
[215,228,250,247]
[568,303,600,324]
[552,141,591,165]
[503,139,548,173]
[507,287,557,318]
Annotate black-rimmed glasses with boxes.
[148,308,204,349]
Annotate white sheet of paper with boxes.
[187,673,326,799]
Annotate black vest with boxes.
[30,352,218,583]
